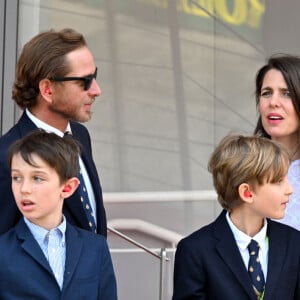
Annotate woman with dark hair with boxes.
[254,54,300,230]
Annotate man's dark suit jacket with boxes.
[0,218,117,299]
[0,111,107,236]
[173,210,300,300]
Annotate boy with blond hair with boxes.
[173,134,300,300]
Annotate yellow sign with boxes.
[139,0,265,29]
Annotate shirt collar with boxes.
[24,215,67,245]
[226,211,267,250]
[26,109,71,137]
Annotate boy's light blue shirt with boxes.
[23,216,66,289]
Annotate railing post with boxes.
[108,226,170,299]
[159,248,167,300]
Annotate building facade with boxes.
[0,1,298,299]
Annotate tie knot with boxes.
[248,239,259,254]
[64,131,72,137]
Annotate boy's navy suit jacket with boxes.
[0,218,117,299]
[173,210,300,300]
[0,111,107,236]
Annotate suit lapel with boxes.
[16,219,52,274]
[62,224,83,290]
[214,211,257,299]
[263,221,287,300]
[71,128,98,188]
[17,111,39,135]
[63,125,94,228]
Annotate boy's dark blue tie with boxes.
[247,239,265,298]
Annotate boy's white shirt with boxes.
[226,211,268,281]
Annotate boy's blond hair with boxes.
[208,134,290,211]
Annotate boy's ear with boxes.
[61,177,80,198]
[238,183,253,203]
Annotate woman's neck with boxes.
[272,135,300,160]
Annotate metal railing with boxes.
[107,225,171,300]
[105,190,219,299]
[104,190,218,204]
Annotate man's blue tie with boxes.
[247,239,265,299]
[64,132,97,233]
[77,169,97,233]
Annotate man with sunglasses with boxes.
[0,28,107,237]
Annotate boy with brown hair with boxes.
[0,130,117,299]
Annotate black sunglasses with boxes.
[49,68,98,91]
